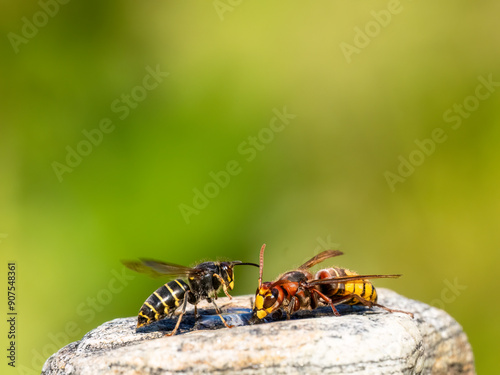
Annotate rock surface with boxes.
[42,289,475,374]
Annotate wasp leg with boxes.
[165,296,189,336]
[212,300,234,329]
[213,273,233,299]
[310,289,341,316]
[192,304,201,331]
[338,294,414,318]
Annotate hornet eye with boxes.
[263,288,279,309]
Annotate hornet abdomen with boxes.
[315,267,378,304]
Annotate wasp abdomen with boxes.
[137,279,189,328]
[315,267,378,304]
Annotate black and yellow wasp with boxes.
[122,258,258,336]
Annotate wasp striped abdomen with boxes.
[315,268,378,305]
[137,279,190,328]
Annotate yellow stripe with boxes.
[345,283,355,295]
[351,272,363,295]
[137,312,151,327]
[144,302,160,320]
[144,302,158,314]
[363,283,372,299]
[165,284,179,302]
[154,292,168,307]
[343,270,355,295]
[361,281,372,299]
[174,279,187,291]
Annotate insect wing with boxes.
[307,274,401,286]
[122,259,201,278]
[298,250,344,270]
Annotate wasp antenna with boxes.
[259,244,266,288]
[233,262,260,267]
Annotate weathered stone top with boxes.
[42,289,475,374]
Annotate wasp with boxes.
[252,244,413,322]
[123,258,259,335]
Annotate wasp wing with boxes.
[307,274,401,286]
[122,259,201,279]
[298,250,344,270]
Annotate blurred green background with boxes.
[1,1,499,373]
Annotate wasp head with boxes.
[219,262,236,290]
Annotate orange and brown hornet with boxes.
[252,244,413,321]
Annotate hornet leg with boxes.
[310,289,341,316]
[347,294,414,318]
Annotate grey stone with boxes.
[42,289,475,374]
